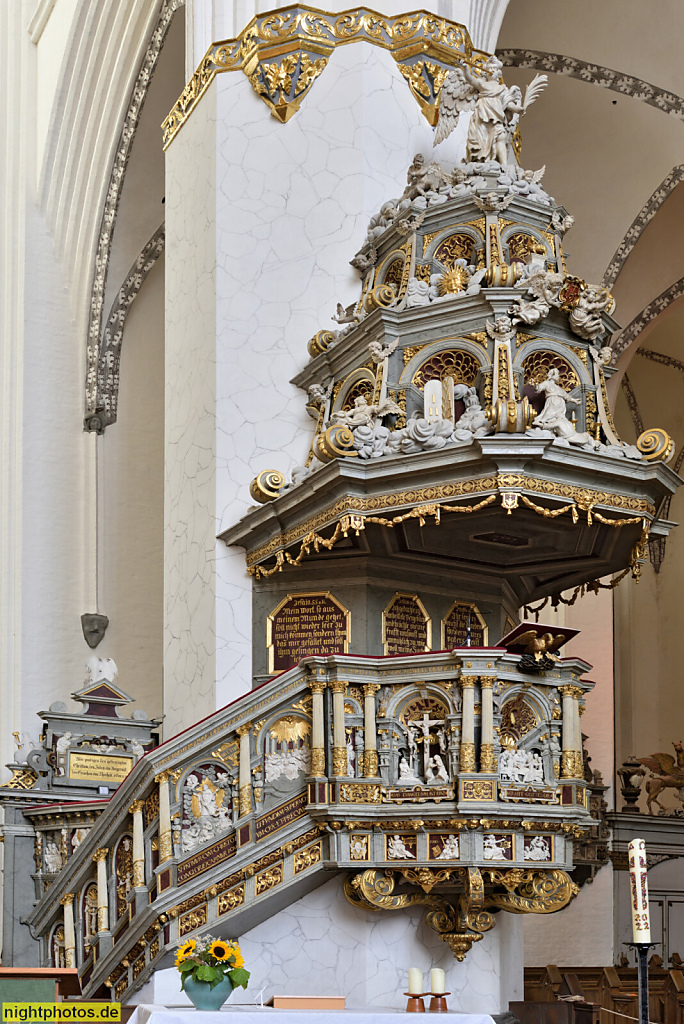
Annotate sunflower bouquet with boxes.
[175,935,250,991]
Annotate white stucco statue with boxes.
[483,834,509,861]
[532,368,596,447]
[437,835,460,860]
[525,836,551,861]
[434,56,547,167]
[388,835,415,859]
[331,395,401,430]
[85,656,118,685]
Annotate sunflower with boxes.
[209,940,232,961]
[175,939,196,967]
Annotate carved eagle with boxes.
[512,630,567,662]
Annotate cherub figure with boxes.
[331,395,401,430]
[434,56,547,167]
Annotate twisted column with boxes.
[60,894,75,967]
[479,678,496,773]
[363,684,380,777]
[330,680,347,776]
[129,800,145,887]
[309,677,327,777]
[237,723,253,816]
[559,685,583,778]
[157,772,173,862]
[92,849,109,933]
[459,676,477,773]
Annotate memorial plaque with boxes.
[441,600,487,649]
[382,593,431,655]
[267,592,349,672]
[68,751,133,784]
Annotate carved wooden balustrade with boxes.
[26,650,596,1000]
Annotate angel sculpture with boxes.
[511,630,566,663]
[434,55,547,169]
[637,742,684,814]
[368,337,399,364]
[472,191,516,213]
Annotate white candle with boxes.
[628,838,651,943]
[408,968,423,995]
[430,968,446,994]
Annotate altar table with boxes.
[128,1004,498,1023]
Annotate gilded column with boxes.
[237,723,253,817]
[459,676,477,773]
[330,680,347,777]
[559,685,582,778]
[479,678,496,773]
[309,677,327,777]
[92,849,109,933]
[129,800,145,887]
[157,772,173,862]
[60,894,75,967]
[363,683,380,777]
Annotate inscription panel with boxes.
[441,601,487,649]
[382,593,431,656]
[68,752,133,784]
[268,592,350,672]
[177,831,237,884]
[255,792,307,841]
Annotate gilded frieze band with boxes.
[162,6,487,147]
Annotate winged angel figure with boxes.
[637,742,684,814]
[434,55,547,168]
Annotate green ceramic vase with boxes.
[183,974,234,1010]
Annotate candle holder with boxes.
[626,942,657,1024]
[404,992,426,1013]
[428,992,451,1012]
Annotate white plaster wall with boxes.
[34,0,80,180]
[164,86,217,735]
[130,876,523,1011]
[523,864,614,967]
[100,257,166,719]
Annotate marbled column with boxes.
[363,684,380,777]
[480,678,496,773]
[157,773,173,862]
[60,893,75,967]
[309,677,327,777]
[92,849,109,933]
[129,800,145,887]
[560,685,583,778]
[237,723,253,816]
[330,680,347,777]
[460,676,477,773]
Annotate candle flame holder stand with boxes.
[404,992,426,1013]
[627,942,657,1024]
[428,992,451,1013]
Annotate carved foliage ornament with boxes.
[345,865,577,962]
[162,6,484,147]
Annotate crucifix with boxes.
[408,712,445,779]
